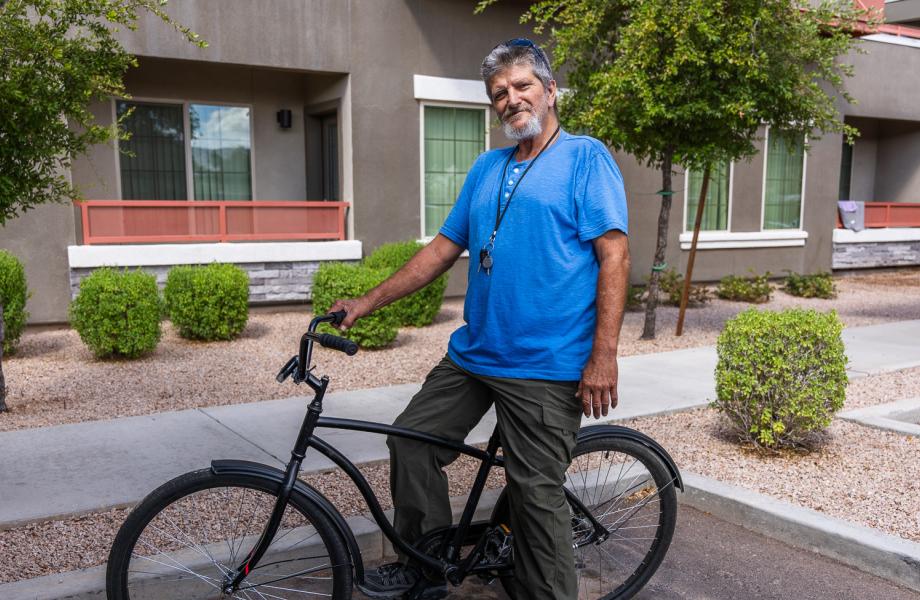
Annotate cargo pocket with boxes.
[540,383,582,434]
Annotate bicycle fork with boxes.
[224,375,330,593]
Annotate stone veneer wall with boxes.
[832,241,920,269]
[69,260,356,303]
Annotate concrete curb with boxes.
[681,472,920,593]
[838,397,920,438]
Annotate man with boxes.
[330,39,629,600]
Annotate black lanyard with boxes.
[479,125,560,275]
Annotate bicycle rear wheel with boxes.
[494,434,678,599]
[566,435,678,599]
[106,469,352,599]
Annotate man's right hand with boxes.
[329,296,375,331]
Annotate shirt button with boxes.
[508,179,514,185]
[504,192,510,198]
[513,167,520,173]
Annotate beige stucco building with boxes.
[2,0,919,324]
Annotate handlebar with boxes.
[276,311,358,386]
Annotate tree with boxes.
[0,0,204,224]
[478,0,872,338]
[0,0,203,407]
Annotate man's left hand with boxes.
[577,357,619,418]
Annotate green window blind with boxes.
[686,161,730,231]
[190,104,252,200]
[763,131,805,230]
[117,102,187,200]
[424,106,485,237]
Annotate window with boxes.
[422,105,486,237]
[763,129,806,230]
[321,114,339,200]
[117,100,253,201]
[190,104,252,200]
[685,161,730,231]
[839,140,853,200]
[117,102,187,200]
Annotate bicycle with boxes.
[106,311,683,600]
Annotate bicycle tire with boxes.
[494,434,678,600]
[106,469,353,600]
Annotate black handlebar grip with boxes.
[317,333,359,356]
[329,310,348,327]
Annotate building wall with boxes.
[874,125,920,202]
[118,0,351,73]
[0,204,76,323]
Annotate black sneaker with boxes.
[361,562,421,598]
[361,562,448,599]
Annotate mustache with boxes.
[502,105,533,122]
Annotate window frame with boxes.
[114,97,257,201]
[682,161,735,233]
[418,100,490,240]
[760,125,808,231]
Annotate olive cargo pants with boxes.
[386,356,582,600]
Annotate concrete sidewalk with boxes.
[1,319,918,528]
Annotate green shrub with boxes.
[656,268,710,307]
[711,308,848,450]
[0,250,29,355]
[783,271,836,299]
[311,262,400,349]
[716,271,772,303]
[165,263,250,341]
[364,240,448,327]
[70,268,163,358]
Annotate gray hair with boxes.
[480,41,554,101]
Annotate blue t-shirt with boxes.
[439,129,628,381]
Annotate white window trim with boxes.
[68,240,362,268]
[113,97,257,200]
[418,101,491,239]
[413,74,491,106]
[678,230,808,250]
[760,125,808,231]
[682,162,734,234]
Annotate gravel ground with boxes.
[2,269,919,432]
[1,269,919,583]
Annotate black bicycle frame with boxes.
[227,313,609,592]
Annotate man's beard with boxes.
[501,97,549,141]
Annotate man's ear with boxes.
[547,79,558,107]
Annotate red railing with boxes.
[837,202,920,228]
[77,200,349,245]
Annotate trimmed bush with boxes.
[783,271,836,299]
[711,308,848,450]
[311,262,400,349]
[70,268,163,358]
[165,264,250,341]
[364,240,448,327]
[0,250,29,355]
[716,271,772,303]
[656,268,710,307]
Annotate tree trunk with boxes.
[641,150,675,340]
[676,164,711,336]
[0,303,7,412]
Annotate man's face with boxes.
[488,63,556,141]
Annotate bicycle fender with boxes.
[576,425,683,491]
[210,459,365,582]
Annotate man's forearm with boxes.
[592,233,630,356]
[364,235,460,311]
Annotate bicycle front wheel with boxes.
[566,435,678,599]
[106,469,353,600]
